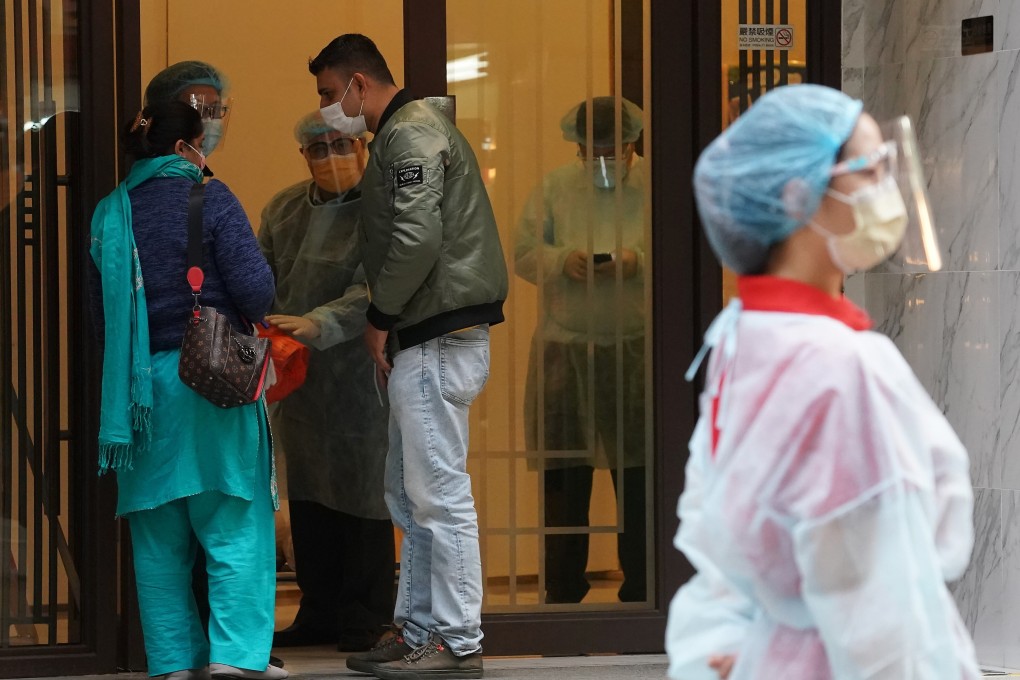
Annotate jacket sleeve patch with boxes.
[396,165,425,188]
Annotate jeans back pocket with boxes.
[439,330,490,405]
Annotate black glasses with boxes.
[199,102,230,120]
[304,137,358,160]
[187,94,230,120]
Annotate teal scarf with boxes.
[90,155,203,473]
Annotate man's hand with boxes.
[364,322,392,387]
[562,250,588,282]
[708,654,736,679]
[593,248,639,279]
[266,314,321,340]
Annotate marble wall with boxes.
[842,0,1020,668]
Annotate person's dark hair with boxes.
[576,97,634,146]
[122,100,203,159]
[308,34,395,85]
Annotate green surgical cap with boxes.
[293,111,343,145]
[561,97,643,145]
[144,61,227,107]
[693,84,862,274]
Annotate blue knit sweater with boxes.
[90,177,275,352]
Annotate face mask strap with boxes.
[181,141,206,170]
[826,173,899,206]
[340,77,354,104]
[340,76,365,116]
[824,186,854,204]
[807,219,838,240]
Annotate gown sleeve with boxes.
[303,264,370,350]
[667,415,756,680]
[792,482,976,679]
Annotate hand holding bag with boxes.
[178,183,271,407]
[258,324,310,404]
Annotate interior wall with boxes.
[139,0,404,229]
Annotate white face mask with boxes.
[594,157,616,189]
[320,77,368,137]
[811,175,909,274]
[580,155,630,190]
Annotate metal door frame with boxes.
[107,0,843,661]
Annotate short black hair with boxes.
[308,34,396,85]
[122,100,203,159]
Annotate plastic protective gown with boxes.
[514,156,647,472]
[514,157,646,346]
[666,276,979,680]
[258,181,388,520]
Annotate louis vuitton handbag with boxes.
[178,183,271,408]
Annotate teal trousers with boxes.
[128,445,276,676]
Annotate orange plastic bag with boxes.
[258,324,310,404]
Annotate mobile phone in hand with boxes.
[593,252,613,264]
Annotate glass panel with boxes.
[138,0,408,642]
[449,0,653,613]
[139,0,405,229]
[1,0,84,647]
[720,0,808,302]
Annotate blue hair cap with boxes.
[144,61,227,107]
[293,111,341,146]
[693,84,863,274]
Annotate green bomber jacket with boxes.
[361,91,508,349]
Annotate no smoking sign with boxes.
[738,24,795,51]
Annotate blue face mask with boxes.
[201,119,224,155]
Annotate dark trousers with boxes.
[289,500,395,640]
[544,465,647,603]
[526,338,648,603]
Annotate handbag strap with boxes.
[186,183,206,318]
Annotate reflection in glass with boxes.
[1,0,83,646]
[448,0,652,613]
[516,96,647,604]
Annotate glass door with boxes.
[446,0,654,616]
[0,0,119,675]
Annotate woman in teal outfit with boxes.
[88,101,285,680]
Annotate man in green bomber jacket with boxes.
[309,33,508,680]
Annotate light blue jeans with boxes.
[385,326,490,655]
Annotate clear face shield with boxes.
[187,92,233,155]
[829,115,941,272]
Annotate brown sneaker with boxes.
[372,638,483,679]
[345,630,414,675]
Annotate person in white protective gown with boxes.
[665,84,980,680]
[258,112,393,652]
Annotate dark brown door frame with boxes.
[807,0,843,89]
[100,0,844,664]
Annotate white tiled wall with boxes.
[843,0,1020,668]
